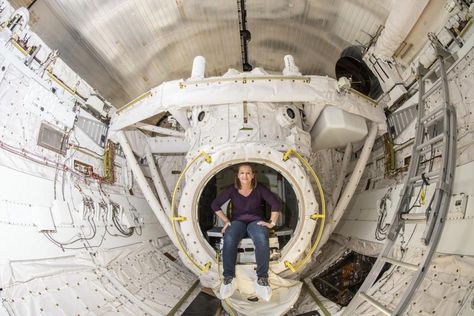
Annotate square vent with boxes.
[37,122,68,155]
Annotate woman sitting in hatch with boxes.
[211,163,279,300]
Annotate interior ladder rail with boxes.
[342,34,457,316]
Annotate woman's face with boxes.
[238,165,254,187]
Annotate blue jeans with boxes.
[222,220,269,278]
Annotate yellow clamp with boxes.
[202,262,212,272]
[284,261,297,273]
[282,148,293,161]
[172,216,187,222]
[310,213,325,220]
[200,150,212,163]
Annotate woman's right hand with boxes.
[221,221,231,234]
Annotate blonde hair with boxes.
[234,163,256,189]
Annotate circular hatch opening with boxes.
[197,163,298,263]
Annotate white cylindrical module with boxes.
[191,55,206,79]
[176,143,319,287]
[372,0,429,58]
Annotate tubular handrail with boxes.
[282,148,326,272]
[46,68,77,96]
[171,150,213,273]
[116,90,153,114]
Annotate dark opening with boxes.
[312,251,391,306]
[335,46,382,99]
[198,111,206,122]
[198,163,298,261]
[182,291,222,315]
[286,108,296,119]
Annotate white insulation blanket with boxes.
[0,243,197,315]
[352,254,474,315]
[216,264,302,316]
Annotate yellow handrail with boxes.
[116,90,152,114]
[348,87,378,106]
[11,39,28,56]
[171,150,213,273]
[179,75,312,89]
[282,148,326,272]
[46,68,77,96]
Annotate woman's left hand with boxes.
[257,221,274,228]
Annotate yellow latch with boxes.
[310,213,325,220]
[284,261,297,272]
[200,150,212,163]
[172,216,187,222]
[202,262,212,272]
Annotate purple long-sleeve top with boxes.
[211,184,280,223]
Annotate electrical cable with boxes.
[0,140,83,179]
[52,127,73,200]
[43,200,97,247]
[101,202,134,238]
[406,182,426,213]
[112,213,134,236]
[134,224,143,236]
[42,195,121,250]
[1,129,136,249]
[69,143,104,158]
[111,203,134,236]
[375,187,392,241]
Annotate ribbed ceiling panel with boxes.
[11,0,391,106]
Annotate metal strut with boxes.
[343,34,457,316]
[237,0,252,71]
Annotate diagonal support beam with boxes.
[116,130,179,248]
[144,145,171,216]
[133,122,185,137]
[332,142,353,205]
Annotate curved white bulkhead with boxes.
[2,1,474,315]
[107,55,385,313]
[177,144,318,277]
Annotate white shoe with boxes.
[220,277,235,299]
[255,278,272,301]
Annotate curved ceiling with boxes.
[12,0,393,106]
